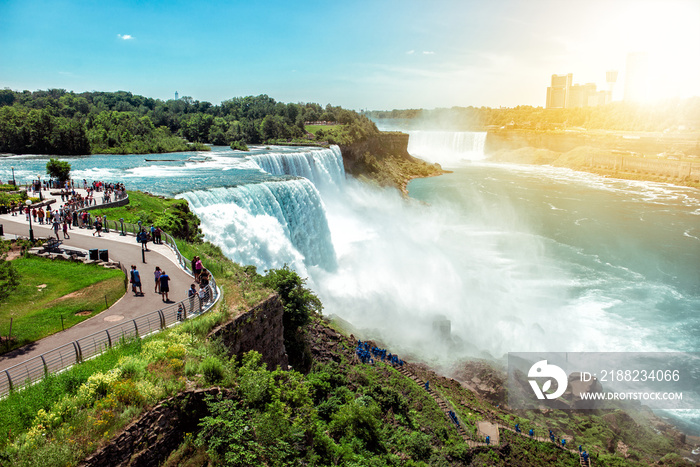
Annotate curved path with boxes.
[0,199,196,372]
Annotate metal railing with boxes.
[1,211,221,398]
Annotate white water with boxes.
[407,130,487,166]
[248,146,345,192]
[181,178,336,273]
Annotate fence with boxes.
[1,197,221,398]
[0,282,215,396]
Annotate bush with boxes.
[230,140,249,151]
[199,356,224,384]
[46,158,71,182]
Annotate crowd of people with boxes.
[355,340,404,367]
[7,178,128,239]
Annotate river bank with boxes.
[485,129,700,189]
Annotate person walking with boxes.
[188,283,197,314]
[93,216,103,237]
[194,256,203,282]
[62,220,70,239]
[130,265,143,295]
[52,218,60,240]
[160,270,170,302]
[154,266,162,293]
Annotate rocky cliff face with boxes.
[208,294,289,370]
[339,132,446,193]
[339,133,412,174]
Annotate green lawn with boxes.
[305,124,341,136]
[0,256,125,353]
[89,190,181,225]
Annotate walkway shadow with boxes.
[0,340,39,361]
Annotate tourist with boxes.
[188,283,197,313]
[130,265,143,295]
[194,256,203,282]
[485,435,490,445]
[200,269,210,289]
[160,270,170,302]
[154,266,162,293]
[93,216,103,237]
[62,220,70,239]
[154,226,162,244]
[137,227,150,251]
[529,429,534,437]
[52,218,60,240]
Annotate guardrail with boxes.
[0,201,222,398]
[0,283,214,396]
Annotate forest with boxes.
[0,89,377,155]
[368,97,700,132]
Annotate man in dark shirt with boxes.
[160,270,170,302]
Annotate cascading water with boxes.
[249,146,345,190]
[407,130,487,166]
[181,178,337,273]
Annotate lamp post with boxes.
[37,175,43,201]
[119,218,125,236]
[11,167,16,187]
[26,199,34,242]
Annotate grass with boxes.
[304,124,340,135]
[89,191,183,225]
[0,256,125,353]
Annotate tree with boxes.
[46,158,71,182]
[260,266,321,371]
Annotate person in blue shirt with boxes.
[529,429,534,437]
[485,435,490,445]
[130,265,143,295]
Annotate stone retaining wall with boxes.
[208,294,289,370]
[79,387,228,467]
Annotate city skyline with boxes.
[1,0,698,110]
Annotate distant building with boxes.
[175,91,179,100]
[546,73,572,109]
[546,73,613,109]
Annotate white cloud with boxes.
[406,50,415,55]
[117,34,133,40]
[422,51,435,55]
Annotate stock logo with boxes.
[528,360,568,400]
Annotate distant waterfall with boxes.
[181,178,337,272]
[407,131,487,166]
[250,145,345,189]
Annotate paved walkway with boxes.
[0,190,196,372]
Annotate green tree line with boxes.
[0,89,378,155]
[367,98,700,132]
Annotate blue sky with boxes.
[1,0,698,110]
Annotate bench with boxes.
[43,238,63,252]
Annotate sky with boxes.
[1,0,699,110]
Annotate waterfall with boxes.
[249,145,345,190]
[181,178,337,272]
[407,131,487,166]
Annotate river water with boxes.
[2,130,699,431]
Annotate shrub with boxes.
[199,356,224,384]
